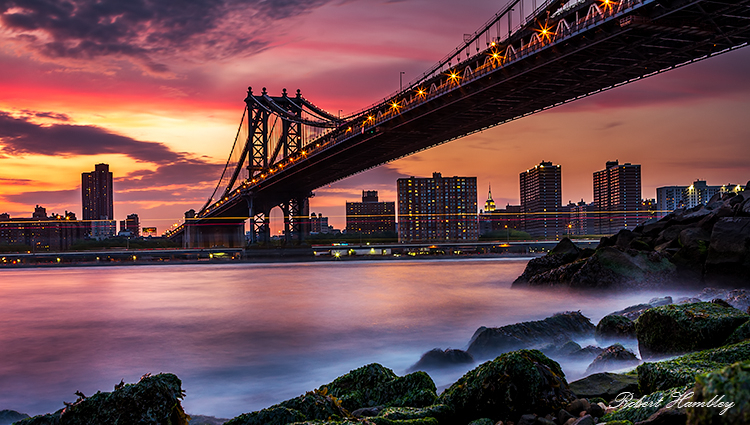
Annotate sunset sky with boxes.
[1,0,749,233]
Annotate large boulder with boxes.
[695,288,750,311]
[585,344,640,374]
[595,315,636,343]
[512,238,583,286]
[0,410,29,425]
[568,372,639,401]
[437,349,575,424]
[704,217,750,285]
[467,311,595,359]
[373,405,452,423]
[17,374,188,425]
[569,247,676,289]
[636,340,750,394]
[407,348,474,372]
[635,302,749,359]
[318,364,437,412]
[687,360,750,424]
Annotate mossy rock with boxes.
[319,364,437,412]
[636,340,750,394]
[568,372,639,401]
[636,302,750,359]
[600,385,690,424]
[225,407,306,425]
[600,421,633,425]
[438,349,575,423]
[369,418,439,425]
[17,373,188,425]
[687,360,750,424]
[595,315,636,343]
[376,405,452,421]
[725,320,750,345]
[466,419,494,425]
[225,391,347,425]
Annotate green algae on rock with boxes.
[225,390,348,425]
[318,364,437,412]
[725,319,750,345]
[374,405,452,422]
[17,373,188,425]
[687,360,750,424]
[636,340,750,394]
[437,349,575,424]
[595,315,636,343]
[636,302,750,359]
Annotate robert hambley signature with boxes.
[611,389,735,416]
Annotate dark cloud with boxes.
[3,188,80,210]
[116,159,224,191]
[0,110,180,162]
[0,0,332,73]
[20,110,71,121]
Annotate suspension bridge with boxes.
[166,0,750,248]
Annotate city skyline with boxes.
[1,1,749,232]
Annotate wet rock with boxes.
[587,403,604,419]
[704,217,750,285]
[569,345,604,360]
[0,410,29,425]
[676,297,702,305]
[595,315,636,343]
[585,344,640,374]
[557,408,575,424]
[512,239,582,287]
[694,288,750,311]
[407,348,473,372]
[609,303,654,321]
[725,320,750,345]
[319,363,437,412]
[566,399,590,417]
[686,360,750,424]
[636,302,750,359]
[223,406,305,425]
[710,298,732,308]
[571,415,594,425]
[633,407,686,425]
[517,414,537,425]
[636,340,750,393]
[374,404,452,422]
[467,312,594,360]
[467,419,495,425]
[568,372,639,401]
[18,373,188,425]
[568,248,676,289]
[438,349,575,424]
[352,406,383,417]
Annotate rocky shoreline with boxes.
[4,288,750,425]
[512,191,750,289]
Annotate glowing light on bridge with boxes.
[416,88,426,96]
[390,100,401,110]
[448,71,460,82]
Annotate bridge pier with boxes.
[283,194,310,245]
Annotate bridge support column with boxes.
[247,197,271,245]
[284,193,311,244]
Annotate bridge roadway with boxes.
[172,0,750,246]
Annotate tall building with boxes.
[0,208,86,251]
[566,200,595,236]
[119,213,140,237]
[310,212,331,234]
[593,160,642,235]
[520,161,562,239]
[82,163,115,238]
[346,190,396,235]
[397,173,478,242]
[656,180,745,218]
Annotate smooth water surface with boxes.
[0,258,695,418]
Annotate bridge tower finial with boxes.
[296,89,301,98]
[247,86,252,95]
[282,88,287,96]
[262,87,267,95]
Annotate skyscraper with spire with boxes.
[484,184,496,212]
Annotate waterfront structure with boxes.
[593,160,642,234]
[520,161,562,239]
[120,214,140,237]
[0,208,86,251]
[82,163,115,238]
[397,173,478,242]
[565,200,596,236]
[346,191,396,235]
[310,212,332,234]
[656,180,746,218]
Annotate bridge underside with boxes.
[172,0,750,246]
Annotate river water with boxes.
[0,258,696,419]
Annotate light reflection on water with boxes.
[0,258,694,418]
